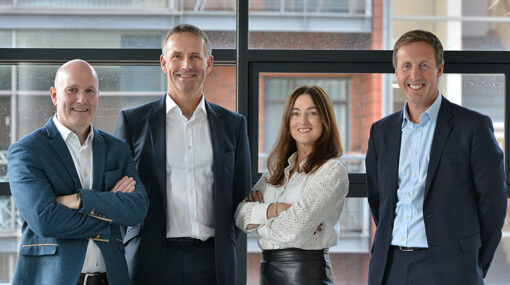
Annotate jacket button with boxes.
[90,211,95,215]
[96,235,100,239]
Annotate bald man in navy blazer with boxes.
[8,60,149,285]
[366,30,507,285]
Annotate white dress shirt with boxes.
[53,115,106,273]
[235,153,349,250]
[165,94,215,240]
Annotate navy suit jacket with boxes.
[7,118,149,285]
[366,98,507,285]
[114,95,252,285]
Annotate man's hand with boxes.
[111,176,136,193]
[56,194,80,210]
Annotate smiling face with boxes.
[160,32,213,100]
[289,94,324,155]
[395,41,444,112]
[50,60,98,138]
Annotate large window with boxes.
[1,0,510,284]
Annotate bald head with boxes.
[50,59,99,144]
[54,59,99,89]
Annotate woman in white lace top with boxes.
[235,85,349,285]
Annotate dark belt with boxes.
[77,272,108,285]
[166,237,213,248]
[392,245,427,252]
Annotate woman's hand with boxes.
[247,190,264,203]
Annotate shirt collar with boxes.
[286,152,308,170]
[402,92,442,128]
[53,114,94,144]
[165,93,208,117]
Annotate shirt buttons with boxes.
[413,173,417,178]
[414,150,418,155]
[407,192,411,197]
[405,215,409,220]
[84,172,88,177]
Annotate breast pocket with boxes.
[104,169,122,191]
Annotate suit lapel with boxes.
[387,112,403,204]
[205,101,224,201]
[45,118,82,190]
[424,99,453,200]
[149,95,167,203]
[92,128,105,191]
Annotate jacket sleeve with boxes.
[8,142,111,239]
[78,142,149,227]
[232,116,252,239]
[471,115,507,277]
[366,124,380,225]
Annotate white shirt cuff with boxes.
[250,202,271,225]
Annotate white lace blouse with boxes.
[235,153,349,250]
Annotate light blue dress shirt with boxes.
[391,93,442,248]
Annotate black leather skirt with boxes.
[260,248,334,285]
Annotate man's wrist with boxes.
[76,192,83,209]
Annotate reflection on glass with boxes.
[393,0,510,51]
[248,0,375,49]
[392,73,505,151]
[258,73,383,173]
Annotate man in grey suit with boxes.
[366,30,507,285]
[115,24,251,285]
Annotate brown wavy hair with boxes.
[266,85,343,186]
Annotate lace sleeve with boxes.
[257,159,349,246]
[235,170,271,233]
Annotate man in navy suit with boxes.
[114,24,251,285]
[8,59,149,285]
[366,30,507,285]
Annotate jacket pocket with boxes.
[20,244,58,256]
[459,233,481,252]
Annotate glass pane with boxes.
[393,0,510,51]
[0,66,10,90]
[392,73,505,151]
[2,2,236,49]
[248,0,375,49]
[8,63,236,156]
[0,31,11,47]
[258,73,381,173]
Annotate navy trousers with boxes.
[165,238,216,285]
[382,246,436,285]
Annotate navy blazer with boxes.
[7,119,149,285]
[366,98,507,285]
[114,95,252,285]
